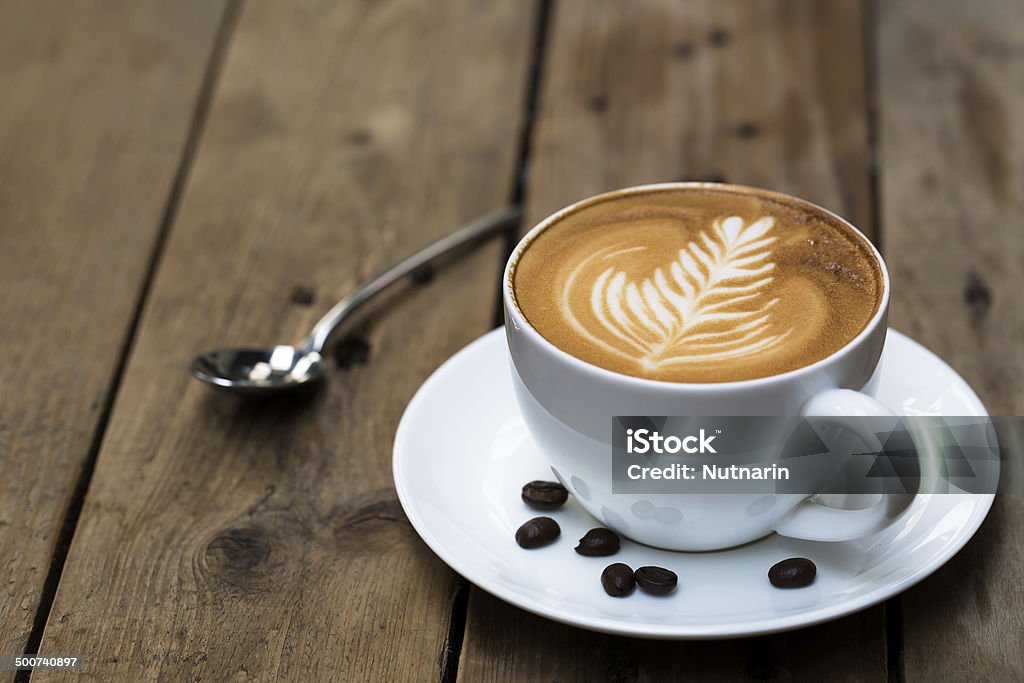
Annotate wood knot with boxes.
[202,525,287,593]
[207,528,271,570]
[708,27,731,47]
[332,335,371,369]
[348,129,373,146]
[588,95,608,113]
[290,285,316,306]
[964,271,992,318]
[411,264,435,284]
[735,121,759,139]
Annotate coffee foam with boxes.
[511,186,883,383]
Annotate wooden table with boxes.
[2,1,1021,680]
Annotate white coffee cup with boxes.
[503,183,930,552]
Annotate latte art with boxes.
[512,186,884,383]
[568,215,789,371]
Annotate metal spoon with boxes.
[191,206,522,395]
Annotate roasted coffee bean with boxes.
[521,480,569,510]
[601,563,636,597]
[575,528,621,556]
[634,566,678,595]
[515,517,560,549]
[768,557,816,588]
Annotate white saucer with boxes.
[393,329,996,639]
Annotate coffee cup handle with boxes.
[772,388,923,542]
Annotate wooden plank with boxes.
[462,591,885,682]
[877,0,1024,679]
[458,1,888,680]
[30,0,535,680]
[0,0,227,659]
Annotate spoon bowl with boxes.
[191,345,324,395]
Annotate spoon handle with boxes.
[302,206,523,354]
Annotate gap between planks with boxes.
[445,1,555,681]
[490,0,555,331]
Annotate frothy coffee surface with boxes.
[511,186,883,383]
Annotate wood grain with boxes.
[30,0,535,680]
[877,0,1024,679]
[0,0,227,659]
[458,1,888,680]
[524,0,875,238]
